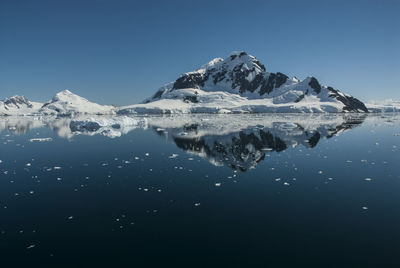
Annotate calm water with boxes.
[0,114,399,266]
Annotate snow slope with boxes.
[40,90,115,115]
[118,51,368,114]
[0,96,43,116]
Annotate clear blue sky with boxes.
[1,0,399,105]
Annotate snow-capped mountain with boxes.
[119,51,368,114]
[40,90,115,115]
[0,95,43,115]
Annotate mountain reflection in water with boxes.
[0,114,368,171]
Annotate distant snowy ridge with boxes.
[0,90,114,116]
[119,51,369,114]
[0,96,43,116]
[366,99,400,113]
[40,90,115,115]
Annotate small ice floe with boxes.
[362,207,368,210]
[29,138,52,142]
[29,191,34,194]
[0,160,2,164]
[215,183,221,187]
[56,177,62,181]
[145,153,149,156]
[134,157,139,160]
[53,166,62,170]
[25,163,31,167]
[318,171,323,174]
[283,182,290,186]
[361,160,368,163]
[275,178,281,181]
[346,160,352,163]
[188,158,194,161]
[26,244,36,249]
[169,154,179,159]
[194,203,201,206]
[365,178,372,181]
[68,216,74,220]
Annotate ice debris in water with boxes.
[194,203,201,206]
[53,166,62,170]
[362,207,368,210]
[169,154,179,159]
[68,216,74,220]
[365,178,372,181]
[29,138,52,142]
[25,163,31,167]
[215,183,221,187]
[26,244,36,249]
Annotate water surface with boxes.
[0,114,399,266]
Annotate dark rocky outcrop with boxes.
[327,87,368,112]
[309,77,322,94]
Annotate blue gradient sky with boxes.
[1,0,399,105]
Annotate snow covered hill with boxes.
[118,51,368,114]
[40,90,115,115]
[0,96,43,116]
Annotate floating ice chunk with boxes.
[57,177,62,181]
[0,160,2,164]
[26,244,36,249]
[318,171,323,174]
[25,163,31,167]
[362,207,368,210]
[365,178,372,181]
[169,154,179,159]
[53,166,62,170]
[194,203,201,206]
[283,182,290,186]
[145,153,149,156]
[29,138,52,142]
[275,178,281,181]
[215,183,221,187]
[68,216,74,220]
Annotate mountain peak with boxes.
[141,51,368,113]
